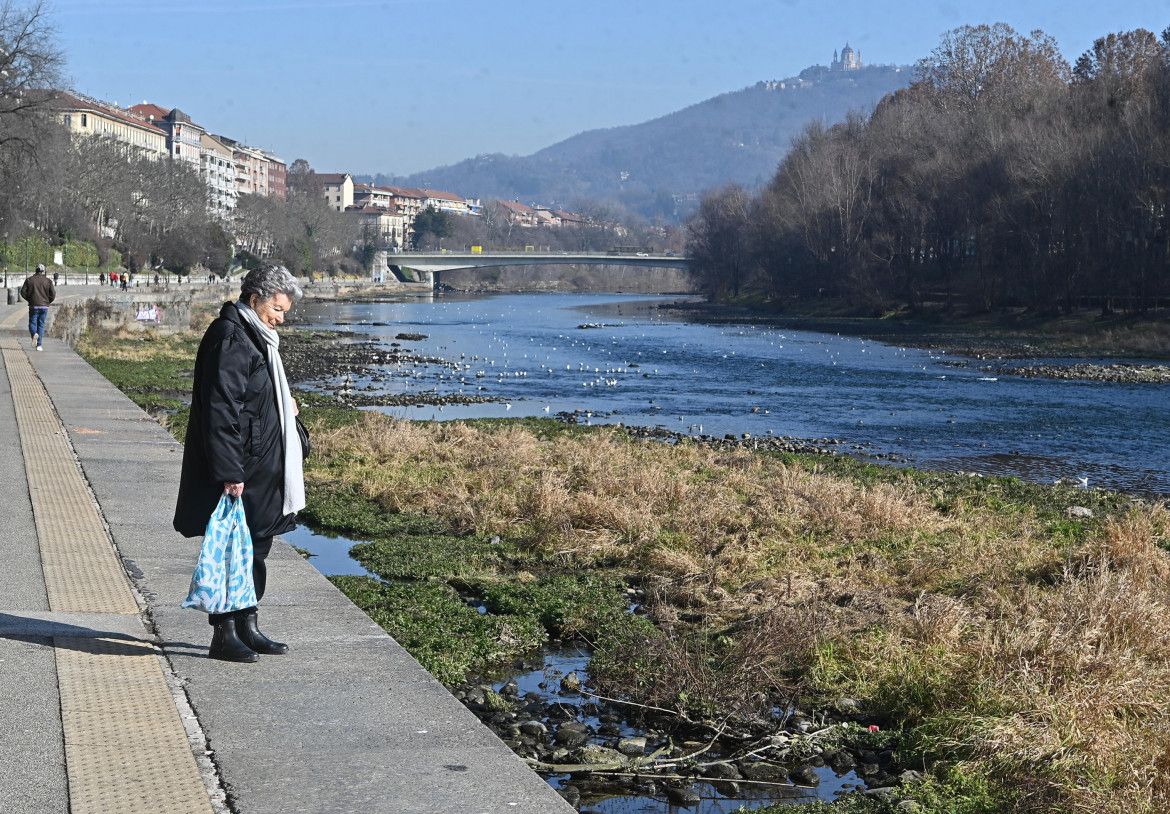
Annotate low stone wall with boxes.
[51,289,198,345]
[50,278,425,347]
[300,278,431,299]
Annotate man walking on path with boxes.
[21,263,55,351]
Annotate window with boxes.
[63,114,71,127]
[81,113,87,127]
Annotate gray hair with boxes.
[239,263,303,303]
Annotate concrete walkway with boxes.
[0,297,573,813]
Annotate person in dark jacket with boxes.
[174,264,306,662]
[20,263,55,351]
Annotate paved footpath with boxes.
[0,293,573,814]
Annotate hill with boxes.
[372,64,912,222]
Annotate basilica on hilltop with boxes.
[831,43,863,72]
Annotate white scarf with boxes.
[236,300,306,516]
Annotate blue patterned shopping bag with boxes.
[182,495,258,613]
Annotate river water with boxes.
[294,291,1169,497]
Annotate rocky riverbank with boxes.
[989,362,1170,383]
[454,668,923,810]
[281,330,507,408]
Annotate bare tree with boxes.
[686,183,752,299]
[0,1,63,231]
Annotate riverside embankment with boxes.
[73,287,1170,814]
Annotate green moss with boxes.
[350,535,504,583]
[299,400,364,431]
[299,485,448,539]
[329,575,546,685]
[480,574,641,639]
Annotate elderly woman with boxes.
[174,264,306,662]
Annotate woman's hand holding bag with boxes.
[182,494,258,614]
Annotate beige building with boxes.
[54,91,168,158]
[353,183,396,209]
[213,136,270,198]
[319,173,354,211]
[200,133,238,221]
[348,204,407,248]
[415,188,471,216]
[381,187,424,222]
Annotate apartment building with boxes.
[264,152,287,201]
[380,187,424,222]
[348,204,407,248]
[129,103,205,168]
[353,183,396,209]
[200,133,238,221]
[213,136,270,198]
[496,200,538,227]
[415,187,472,216]
[319,173,354,211]
[53,91,168,158]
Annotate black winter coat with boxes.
[173,302,296,540]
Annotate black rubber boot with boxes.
[209,617,259,663]
[238,610,289,655]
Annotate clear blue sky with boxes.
[53,0,1168,177]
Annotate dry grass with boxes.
[304,411,1170,811]
[307,413,946,586]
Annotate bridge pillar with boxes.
[371,250,400,285]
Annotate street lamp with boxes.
[2,231,7,287]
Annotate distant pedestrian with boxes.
[154,273,160,286]
[121,274,128,291]
[99,272,106,286]
[20,263,55,352]
[52,271,59,284]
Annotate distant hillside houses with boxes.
[494,200,592,229]
[52,91,287,227]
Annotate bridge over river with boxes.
[376,249,689,285]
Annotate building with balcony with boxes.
[200,133,238,221]
[53,92,168,158]
[129,103,205,168]
[353,183,396,209]
[347,204,406,249]
[214,136,270,198]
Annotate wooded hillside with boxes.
[688,24,1170,317]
